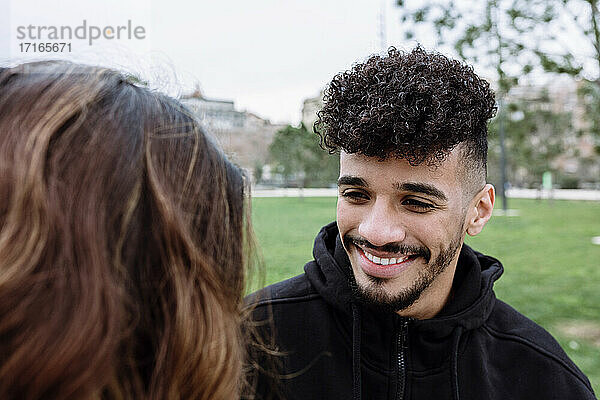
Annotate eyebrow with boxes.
[338,176,448,202]
[337,175,368,187]
[394,182,448,202]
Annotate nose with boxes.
[357,199,406,247]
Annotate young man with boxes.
[247,47,596,400]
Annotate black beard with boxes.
[346,235,462,313]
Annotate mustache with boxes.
[343,234,431,262]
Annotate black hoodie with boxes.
[247,222,596,400]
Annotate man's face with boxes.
[336,150,476,318]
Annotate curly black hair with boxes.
[315,46,497,173]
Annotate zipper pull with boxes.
[400,319,409,349]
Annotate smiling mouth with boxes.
[358,247,418,266]
[354,246,418,279]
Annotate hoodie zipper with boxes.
[396,319,409,400]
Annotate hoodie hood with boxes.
[305,222,504,400]
[247,221,595,400]
[305,221,503,333]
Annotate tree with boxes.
[487,93,572,188]
[396,0,600,195]
[396,0,600,139]
[396,0,599,87]
[578,79,600,144]
[268,124,339,188]
[397,0,518,209]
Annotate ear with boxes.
[466,184,495,236]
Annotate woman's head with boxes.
[0,61,251,399]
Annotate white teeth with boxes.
[363,249,410,266]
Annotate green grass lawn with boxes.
[251,197,600,394]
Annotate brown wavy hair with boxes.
[0,61,256,399]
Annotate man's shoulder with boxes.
[486,299,565,355]
[245,273,321,309]
[484,298,594,392]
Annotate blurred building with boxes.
[181,90,286,180]
[504,77,599,188]
[303,81,599,188]
[182,96,244,131]
[301,89,324,130]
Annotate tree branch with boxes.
[588,0,600,77]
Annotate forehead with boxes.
[339,150,463,190]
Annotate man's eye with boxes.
[341,190,369,202]
[403,199,435,212]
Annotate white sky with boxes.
[1,0,427,125]
[2,1,589,125]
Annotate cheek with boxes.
[336,199,348,231]
[419,214,464,249]
[336,200,358,235]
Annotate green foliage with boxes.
[395,0,600,97]
[535,51,583,76]
[253,162,263,183]
[268,124,339,187]
[396,0,600,190]
[487,97,572,187]
[578,80,600,144]
[556,173,581,189]
[251,197,600,394]
[396,0,517,93]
